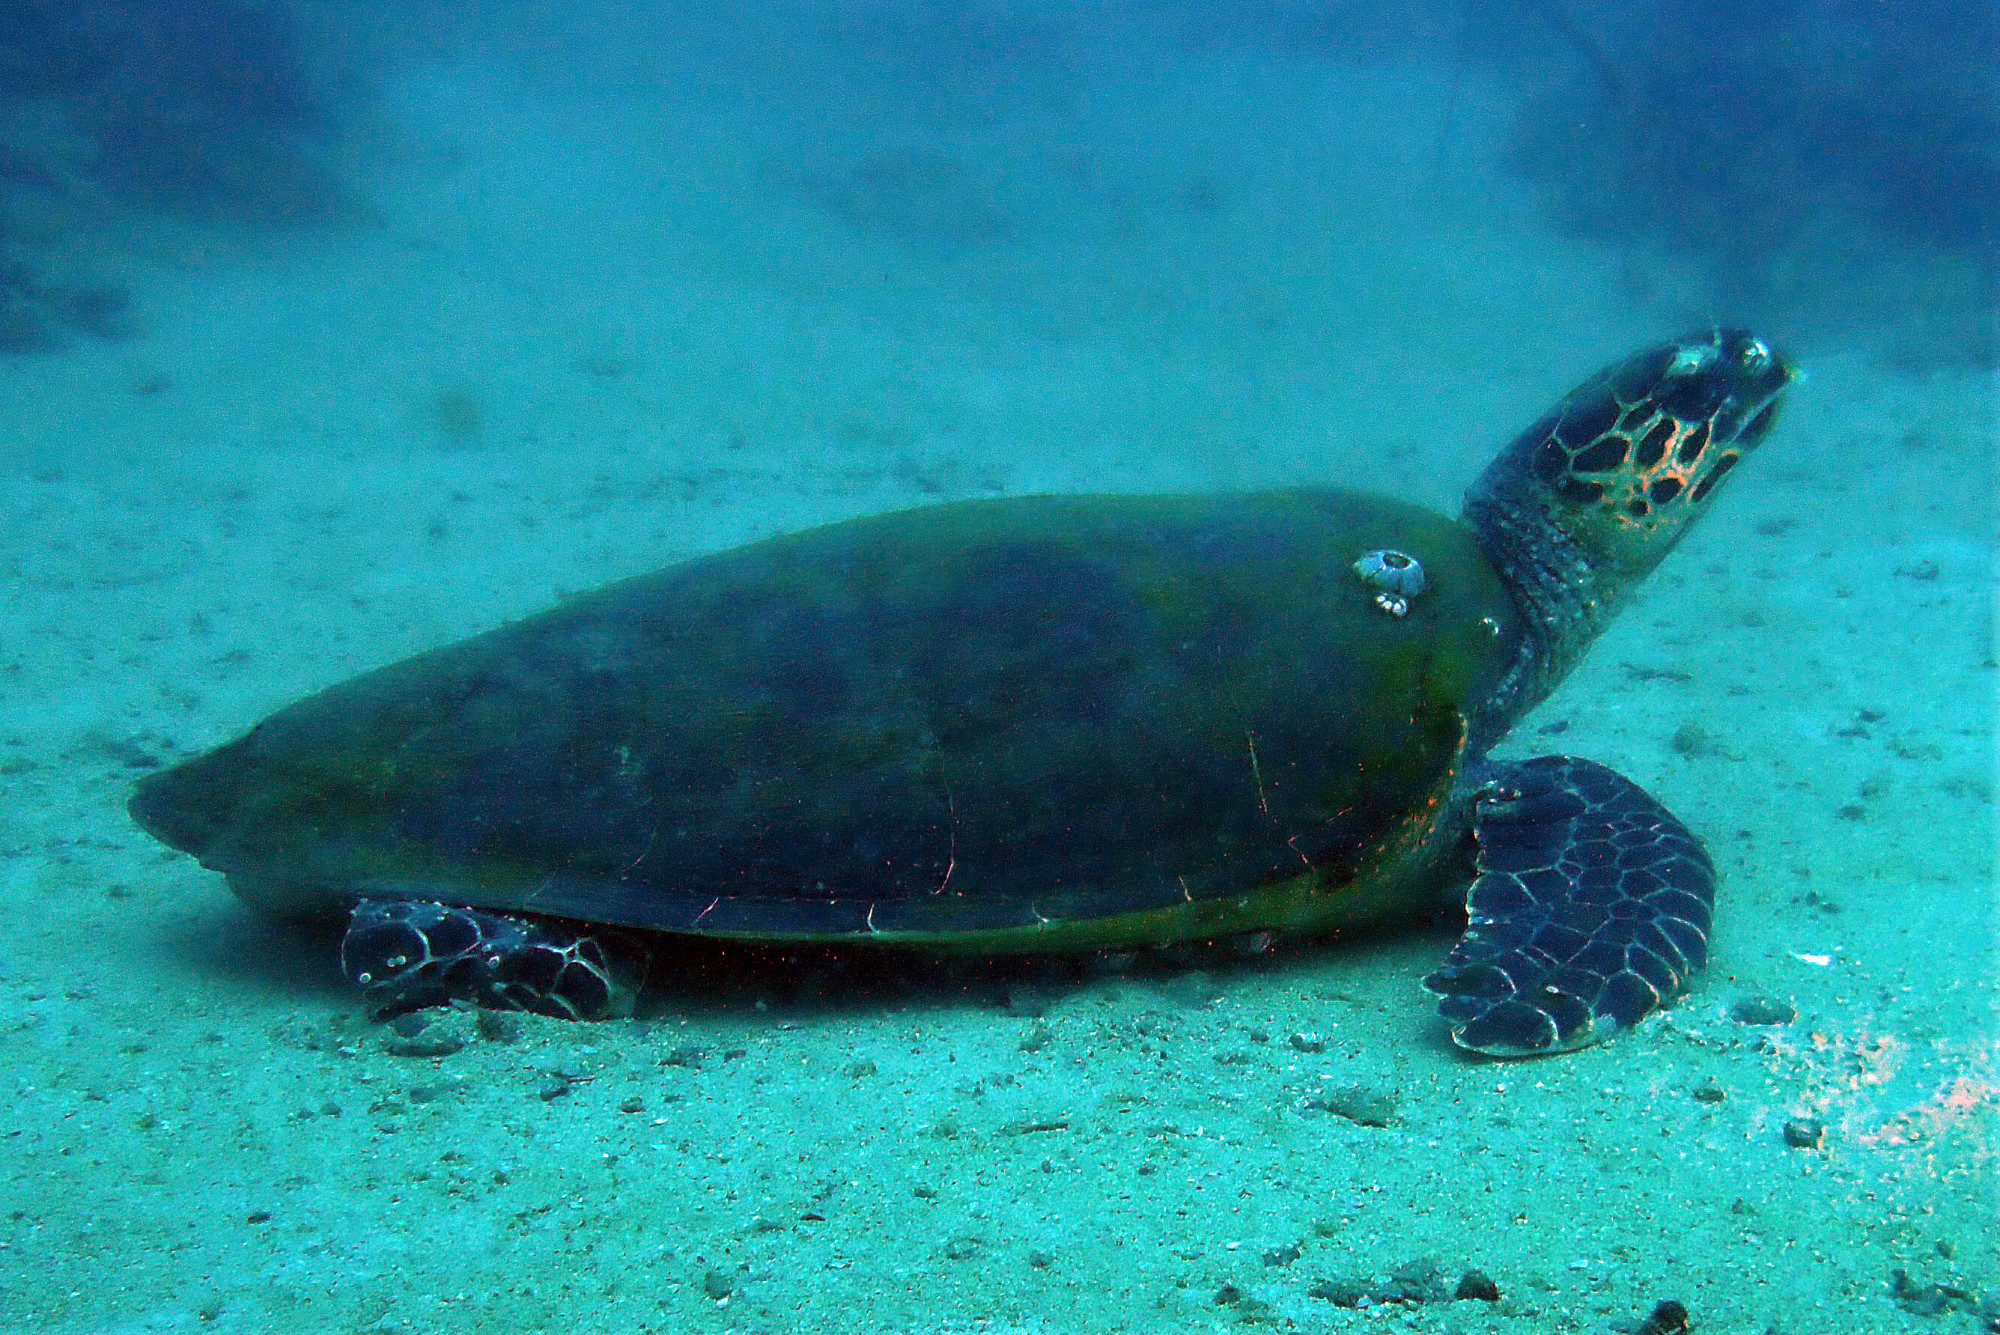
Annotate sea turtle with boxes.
[128,329,1792,1055]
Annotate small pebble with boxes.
[383,1012,470,1058]
[1634,1298,1691,1334]
[1308,1277,1367,1307]
[1304,1084,1398,1128]
[1386,1257,1448,1304]
[1669,721,1726,758]
[1782,1118,1824,1149]
[1729,995,1797,1026]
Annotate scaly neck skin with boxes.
[1462,487,1630,746]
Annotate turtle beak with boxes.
[1701,329,1794,451]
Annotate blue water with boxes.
[0,2,1992,1331]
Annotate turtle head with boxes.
[1464,329,1793,716]
[1471,328,1793,582]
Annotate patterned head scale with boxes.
[1475,329,1795,580]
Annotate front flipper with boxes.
[340,898,650,1021]
[1423,756,1714,1056]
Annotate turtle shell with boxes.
[131,488,1524,951]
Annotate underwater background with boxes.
[0,1,1992,1330]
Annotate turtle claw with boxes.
[1423,755,1714,1057]
[341,898,650,1021]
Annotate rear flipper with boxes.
[340,898,650,1022]
[1423,755,1714,1056]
